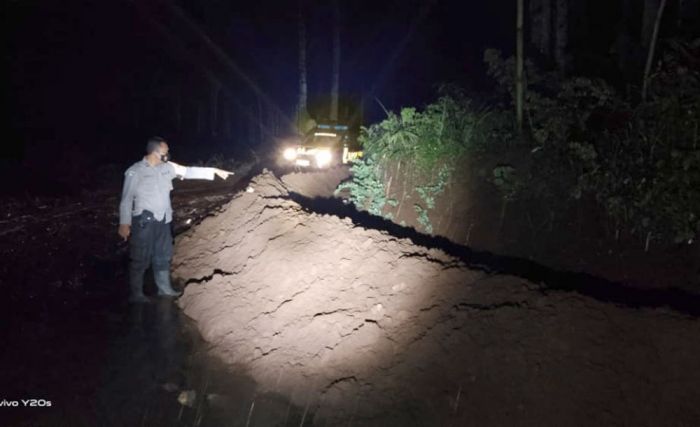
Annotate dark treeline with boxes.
[4,0,700,193]
[528,0,700,86]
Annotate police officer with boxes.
[118,136,233,303]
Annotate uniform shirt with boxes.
[118,159,216,225]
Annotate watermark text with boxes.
[0,399,52,407]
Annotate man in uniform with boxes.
[118,136,233,303]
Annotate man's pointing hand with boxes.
[214,168,235,180]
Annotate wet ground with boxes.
[0,164,311,426]
[1,295,308,427]
[3,162,700,426]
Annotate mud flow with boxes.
[173,169,700,426]
[2,166,700,426]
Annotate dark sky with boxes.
[5,0,515,161]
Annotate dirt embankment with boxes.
[172,170,700,426]
[354,155,700,292]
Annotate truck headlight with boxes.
[283,147,297,161]
[315,150,332,167]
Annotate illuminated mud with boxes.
[279,164,351,198]
[173,170,700,426]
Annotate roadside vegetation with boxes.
[338,39,700,259]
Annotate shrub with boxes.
[486,40,700,246]
[338,91,490,232]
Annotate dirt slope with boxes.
[172,170,700,426]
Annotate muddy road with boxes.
[0,164,307,426]
[1,163,700,426]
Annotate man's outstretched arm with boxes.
[169,162,234,181]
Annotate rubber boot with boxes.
[154,270,181,297]
[129,269,150,303]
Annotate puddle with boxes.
[0,290,308,427]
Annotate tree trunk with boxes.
[174,87,182,131]
[642,0,667,102]
[297,0,308,131]
[222,97,231,138]
[642,0,662,48]
[529,0,551,58]
[248,114,255,146]
[359,93,365,126]
[269,107,277,137]
[196,101,203,135]
[210,80,221,136]
[516,0,524,132]
[133,97,140,129]
[554,0,568,74]
[257,94,264,145]
[613,0,637,82]
[330,0,340,122]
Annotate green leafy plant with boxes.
[411,165,453,233]
[340,39,700,248]
[335,157,388,216]
[414,204,433,234]
[416,165,452,209]
[339,91,490,231]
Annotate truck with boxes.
[281,123,363,168]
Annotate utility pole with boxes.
[516,0,524,132]
[642,0,667,102]
[297,0,308,132]
[330,0,340,122]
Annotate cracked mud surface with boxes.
[173,170,700,426]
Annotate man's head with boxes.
[145,136,169,164]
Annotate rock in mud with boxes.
[177,390,196,407]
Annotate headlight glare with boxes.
[283,147,297,161]
[315,150,332,167]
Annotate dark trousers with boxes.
[129,210,173,296]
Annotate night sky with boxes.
[5,0,516,165]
